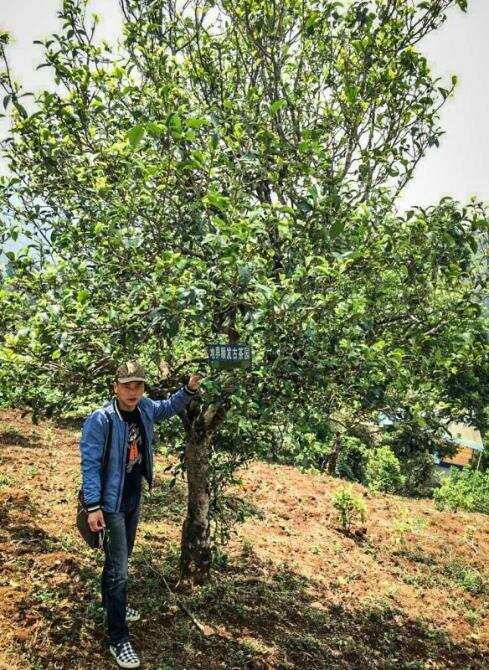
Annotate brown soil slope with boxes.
[0,409,488,670]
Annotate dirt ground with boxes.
[0,408,488,669]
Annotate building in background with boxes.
[436,422,485,471]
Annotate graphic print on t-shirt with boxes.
[126,421,142,472]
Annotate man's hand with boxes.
[188,373,204,392]
[88,510,105,532]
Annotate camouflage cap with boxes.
[115,360,147,383]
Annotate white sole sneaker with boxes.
[103,607,141,623]
[126,607,141,622]
[109,644,141,669]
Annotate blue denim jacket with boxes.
[79,387,195,513]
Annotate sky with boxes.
[0,0,488,216]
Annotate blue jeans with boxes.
[101,498,140,646]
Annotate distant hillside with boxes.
[0,408,488,669]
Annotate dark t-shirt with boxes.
[118,403,146,510]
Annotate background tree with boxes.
[0,0,487,581]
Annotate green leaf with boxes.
[296,199,313,216]
[186,116,208,129]
[77,289,89,305]
[270,99,286,115]
[468,236,478,254]
[166,113,182,130]
[126,124,146,149]
[238,264,253,286]
[190,150,204,166]
[345,84,357,104]
[203,190,230,212]
[298,140,311,154]
[330,219,346,238]
[145,122,164,137]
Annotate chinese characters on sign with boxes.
[207,344,252,369]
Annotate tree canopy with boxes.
[0,0,487,576]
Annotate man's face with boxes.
[113,380,145,411]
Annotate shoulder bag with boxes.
[76,410,113,550]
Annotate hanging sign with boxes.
[207,343,252,370]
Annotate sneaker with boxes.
[102,606,141,623]
[109,640,140,669]
[126,606,140,622]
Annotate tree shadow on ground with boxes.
[0,429,42,448]
[142,479,264,533]
[127,544,489,670]
[3,528,488,670]
[2,489,486,670]
[53,416,84,431]
[142,477,188,522]
[0,490,53,554]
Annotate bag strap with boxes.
[99,408,113,503]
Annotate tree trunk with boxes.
[326,435,341,475]
[179,431,212,583]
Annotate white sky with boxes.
[0,0,487,213]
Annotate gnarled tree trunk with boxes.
[179,432,212,582]
[179,403,224,583]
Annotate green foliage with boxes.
[366,446,406,494]
[335,435,368,483]
[331,486,367,532]
[444,560,487,595]
[0,0,485,426]
[285,429,330,472]
[434,469,489,514]
[400,451,441,498]
[0,0,487,559]
[380,418,458,497]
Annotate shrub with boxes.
[290,431,330,472]
[400,450,440,498]
[445,560,487,594]
[381,421,455,497]
[332,486,367,532]
[434,469,489,514]
[365,446,406,494]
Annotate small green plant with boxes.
[391,508,427,551]
[434,469,489,514]
[42,424,56,445]
[445,560,487,595]
[464,608,482,626]
[211,546,229,570]
[332,486,366,532]
[241,537,254,557]
[34,589,58,604]
[0,473,11,489]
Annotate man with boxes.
[79,360,203,669]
